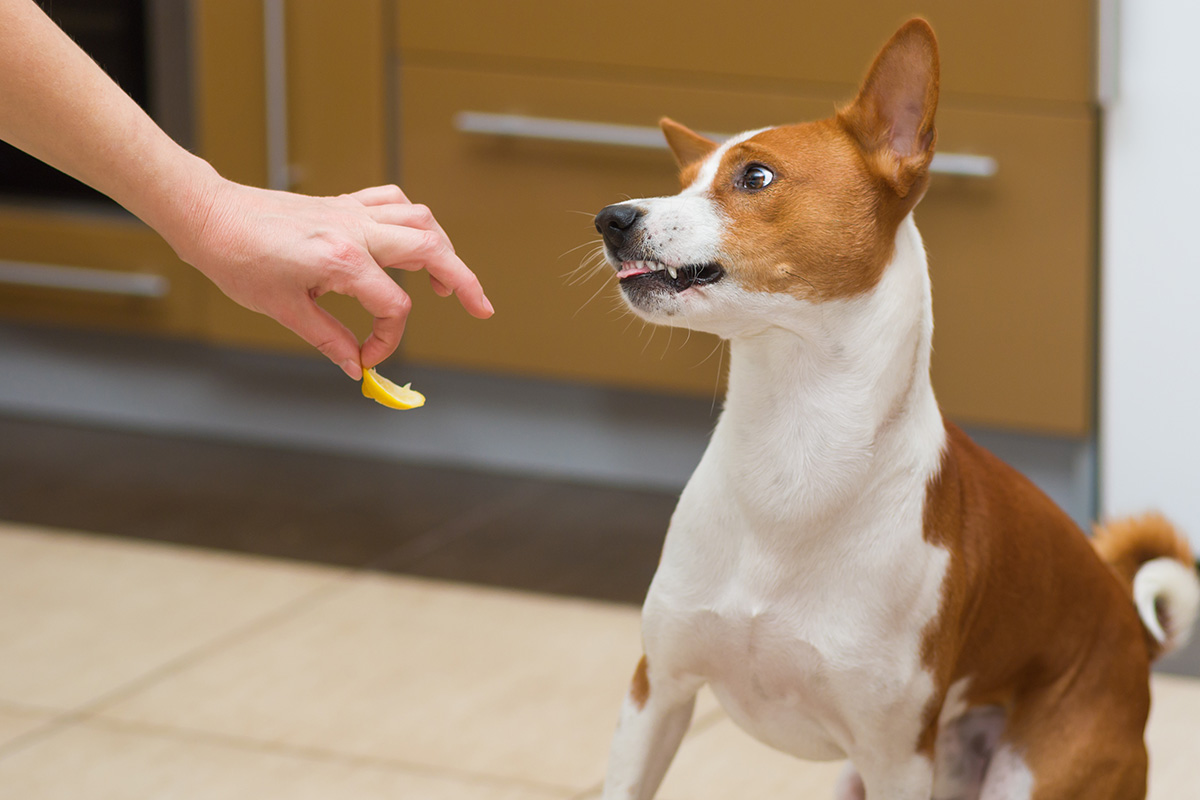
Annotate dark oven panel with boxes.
[0,0,191,208]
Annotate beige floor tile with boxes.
[0,707,55,750]
[0,720,568,800]
[1147,674,1200,800]
[656,712,845,800]
[0,524,340,710]
[100,574,649,791]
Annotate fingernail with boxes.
[341,359,363,380]
[483,295,495,316]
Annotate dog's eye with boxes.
[737,164,775,192]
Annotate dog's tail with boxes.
[1093,512,1200,658]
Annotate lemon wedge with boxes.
[361,367,425,410]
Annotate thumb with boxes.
[277,298,364,380]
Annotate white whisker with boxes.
[573,272,617,317]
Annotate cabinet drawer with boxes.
[920,107,1096,436]
[0,209,204,336]
[398,1,1093,105]
[399,66,1095,431]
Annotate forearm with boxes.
[0,0,217,240]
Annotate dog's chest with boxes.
[668,589,876,760]
[644,469,948,760]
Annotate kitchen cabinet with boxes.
[0,209,206,337]
[397,1,1097,434]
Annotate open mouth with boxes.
[616,260,725,292]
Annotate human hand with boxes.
[167,176,492,379]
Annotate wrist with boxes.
[141,152,228,269]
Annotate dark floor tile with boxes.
[384,479,676,605]
[0,415,531,568]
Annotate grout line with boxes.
[0,571,358,764]
[74,714,581,797]
[0,479,554,767]
[0,487,597,766]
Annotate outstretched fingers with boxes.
[349,188,487,312]
[366,225,493,319]
[361,201,452,246]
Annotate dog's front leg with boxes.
[601,655,701,800]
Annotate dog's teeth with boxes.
[666,265,678,279]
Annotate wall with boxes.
[1101,0,1200,547]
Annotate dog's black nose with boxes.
[595,204,644,250]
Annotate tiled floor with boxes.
[0,522,1198,798]
[1,416,1198,798]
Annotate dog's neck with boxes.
[714,216,945,528]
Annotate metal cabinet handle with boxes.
[0,261,170,298]
[263,0,291,191]
[455,111,998,178]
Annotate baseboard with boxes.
[0,322,1094,525]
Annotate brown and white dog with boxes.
[593,19,1199,800]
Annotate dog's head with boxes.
[595,19,939,338]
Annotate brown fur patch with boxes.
[661,117,719,171]
[677,161,703,191]
[707,122,915,301]
[690,19,940,302]
[1092,512,1195,590]
[631,655,651,710]
[919,421,1153,792]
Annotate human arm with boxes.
[0,0,491,378]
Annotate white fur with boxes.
[978,746,1035,800]
[600,139,952,800]
[683,127,771,194]
[1134,556,1200,650]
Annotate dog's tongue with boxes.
[618,263,651,280]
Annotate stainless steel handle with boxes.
[0,261,170,298]
[455,111,721,151]
[454,111,998,178]
[263,0,291,191]
[928,152,998,178]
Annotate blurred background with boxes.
[0,1,1197,796]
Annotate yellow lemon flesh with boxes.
[361,368,425,410]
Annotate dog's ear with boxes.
[837,18,940,198]
[660,117,719,169]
